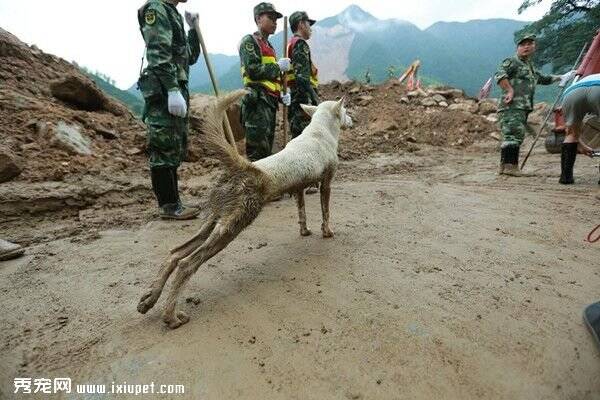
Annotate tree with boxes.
[516,0,600,72]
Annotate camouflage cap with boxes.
[289,11,316,28]
[253,2,283,19]
[516,32,537,45]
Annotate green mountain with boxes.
[82,68,145,116]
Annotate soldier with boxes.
[239,2,291,161]
[286,11,320,195]
[558,73,599,184]
[137,0,201,219]
[495,33,574,176]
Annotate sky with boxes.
[0,0,552,89]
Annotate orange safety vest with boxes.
[286,36,319,88]
[241,34,282,97]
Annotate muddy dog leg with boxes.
[137,218,216,314]
[162,218,242,329]
[320,177,334,238]
[295,189,312,236]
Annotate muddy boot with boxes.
[151,167,177,208]
[0,239,25,261]
[559,143,577,185]
[305,183,319,195]
[170,167,201,210]
[502,146,523,177]
[160,203,199,220]
[498,147,509,175]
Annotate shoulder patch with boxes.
[502,59,512,68]
[245,42,255,52]
[145,9,156,25]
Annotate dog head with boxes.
[301,97,353,129]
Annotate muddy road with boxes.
[1,144,599,399]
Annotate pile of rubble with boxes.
[318,80,504,159]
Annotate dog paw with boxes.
[137,289,162,314]
[163,311,190,329]
[300,227,312,237]
[322,228,334,238]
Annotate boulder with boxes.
[50,74,128,116]
[0,146,23,183]
[357,95,374,106]
[448,103,473,113]
[51,122,92,156]
[478,100,498,115]
[420,98,437,107]
[349,86,361,94]
[432,94,446,104]
[429,88,464,99]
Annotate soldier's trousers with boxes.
[288,101,312,139]
[143,86,190,168]
[498,109,530,148]
[241,94,277,161]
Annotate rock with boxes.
[420,98,437,107]
[407,88,428,98]
[448,101,479,113]
[357,95,374,105]
[489,132,501,141]
[429,88,464,99]
[349,86,361,94]
[0,146,23,183]
[94,126,119,140]
[486,114,499,123]
[432,94,446,104]
[125,147,143,156]
[478,100,498,115]
[399,97,409,104]
[51,122,92,156]
[439,101,448,108]
[21,143,41,152]
[385,122,398,131]
[50,74,127,116]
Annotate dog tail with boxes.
[203,89,252,172]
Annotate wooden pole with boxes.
[282,16,289,148]
[192,16,237,151]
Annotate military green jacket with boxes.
[494,55,554,112]
[289,35,319,105]
[138,0,200,93]
[239,33,281,106]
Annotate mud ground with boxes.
[1,142,599,400]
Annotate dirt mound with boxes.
[318,80,501,160]
[0,27,147,183]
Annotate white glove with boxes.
[168,90,187,118]
[280,90,291,106]
[185,11,199,28]
[277,58,291,72]
[558,70,577,87]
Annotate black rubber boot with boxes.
[559,143,577,185]
[583,302,600,350]
[502,146,522,177]
[151,167,177,207]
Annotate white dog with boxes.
[137,89,352,329]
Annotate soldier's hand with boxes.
[280,90,291,106]
[558,70,577,87]
[277,58,291,72]
[185,11,199,28]
[503,89,514,105]
[168,90,187,118]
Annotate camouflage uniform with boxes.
[137,0,200,168]
[239,3,284,161]
[495,55,554,148]
[287,12,319,139]
[137,0,201,218]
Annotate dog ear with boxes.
[300,104,318,117]
[333,96,344,114]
